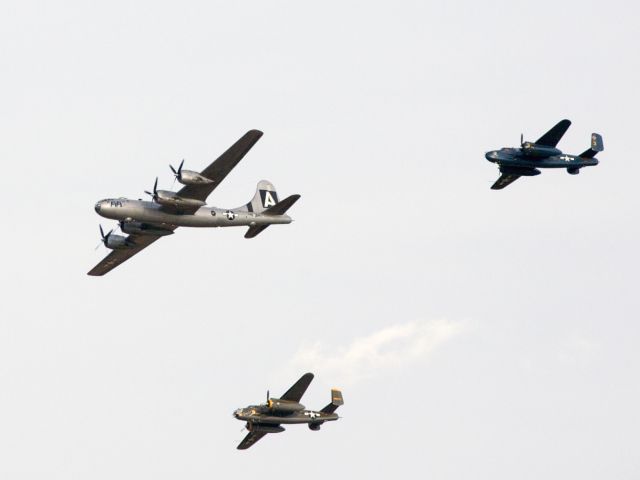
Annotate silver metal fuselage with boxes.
[95,198,292,228]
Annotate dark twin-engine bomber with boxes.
[486,119,603,190]
[233,373,343,450]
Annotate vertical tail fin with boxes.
[579,133,604,158]
[320,389,344,414]
[246,180,279,214]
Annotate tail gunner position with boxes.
[89,130,300,276]
[233,373,343,450]
[485,119,603,190]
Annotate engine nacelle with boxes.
[521,143,562,158]
[120,221,174,236]
[177,170,214,186]
[155,190,206,209]
[105,234,131,249]
[268,399,305,414]
[247,423,285,434]
[308,422,322,431]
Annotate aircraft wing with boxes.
[177,130,263,203]
[237,431,269,450]
[491,173,521,190]
[280,372,314,402]
[87,232,170,276]
[535,119,571,147]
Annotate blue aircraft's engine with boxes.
[267,399,305,414]
[567,167,581,175]
[247,423,285,434]
[521,143,562,158]
[308,422,323,431]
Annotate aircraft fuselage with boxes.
[233,406,338,425]
[485,148,599,170]
[94,198,291,228]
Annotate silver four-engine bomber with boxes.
[89,130,300,276]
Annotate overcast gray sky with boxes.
[1,0,639,478]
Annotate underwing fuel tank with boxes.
[247,423,285,434]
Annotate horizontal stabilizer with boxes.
[244,225,269,239]
[580,133,604,158]
[320,389,344,414]
[244,194,301,239]
[262,194,301,216]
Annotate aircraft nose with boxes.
[94,200,103,213]
[485,151,498,162]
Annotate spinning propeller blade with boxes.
[144,177,159,201]
[170,159,185,179]
[96,224,113,249]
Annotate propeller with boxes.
[96,224,113,249]
[520,133,524,147]
[267,390,273,409]
[170,159,185,180]
[144,177,159,202]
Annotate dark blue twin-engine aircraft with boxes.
[485,119,603,190]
